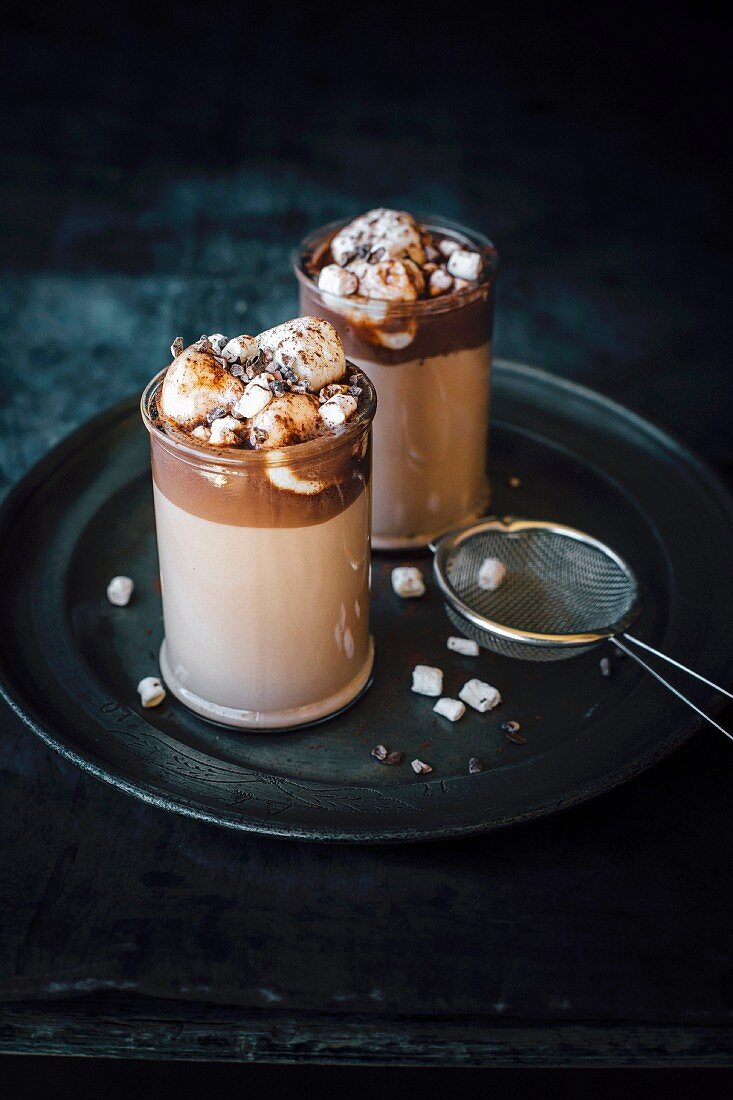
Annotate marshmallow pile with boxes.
[158,317,363,449]
[317,208,487,304]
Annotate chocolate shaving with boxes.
[171,336,184,358]
[371,745,403,765]
[504,727,527,745]
[249,426,269,446]
[206,406,228,425]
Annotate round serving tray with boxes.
[2,360,732,843]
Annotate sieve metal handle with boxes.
[613,636,733,742]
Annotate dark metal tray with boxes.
[2,360,732,842]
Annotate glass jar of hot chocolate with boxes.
[294,210,497,550]
[141,319,376,729]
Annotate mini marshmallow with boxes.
[411,758,433,774]
[137,676,166,708]
[209,415,244,446]
[411,665,443,697]
[319,393,357,429]
[392,566,426,599]
[221,334,260,366]
[318,263,359,297]
[207,333,228,354]
[170,337,184,358]
[438,237,460,258]
[446,249,484,282]
[433,697,466,722]
[478,557,507,592]
[429,268,455,297]
[106,575,134,606]
[459,678,502,713]
[233,375,274,418]
[191,425,211,442]
[318,383,351,403]
[447,636,480,656]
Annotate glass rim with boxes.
[291,213,498,318]
[140,360,377,468]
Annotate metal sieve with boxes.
[432,517,733,740]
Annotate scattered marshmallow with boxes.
[391,566,425,599]
[106,575,134,607]
[221,334,259,366]
[411,759,433,774]
[446,249,484,281]
[233,375,274,418]
[429,268,454,297]
[319,393,357,429]
[209,416,244,446]
[447,636,479,656]
[478,557,507,592]
[318,263,359,297]
[459,678,502,713]
[411,665,443,697]
[433,697,466,722]
[191,425,211,442]
[137,676,166,708]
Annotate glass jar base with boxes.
[372,505,490,552]
[159,638,375,731]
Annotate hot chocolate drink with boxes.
[294,211,497,549]
[141,318,376,729]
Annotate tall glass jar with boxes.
[141,366,377,729]
[294,216,497,550]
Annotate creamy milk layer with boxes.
[153,484,372,728]
[351,345,491,548]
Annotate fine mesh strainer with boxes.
[432,518,733,740]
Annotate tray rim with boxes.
[1,358,732,843]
